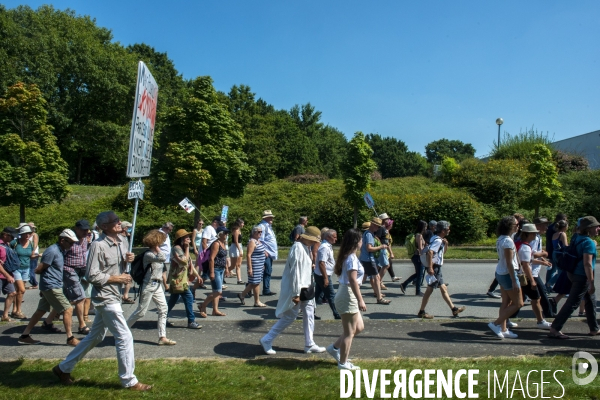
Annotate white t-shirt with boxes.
[496,235,519,275]
[158,228,171,260]
[315,241,335,276]
[201,225,217,249]
[429,236,445,265]
[338,253,364,286]
[527,234,543,277]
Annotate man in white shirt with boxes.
[315,229,340,319]
[259,210,278,296]
[158,222,174,276]
[260,226,326,355]
[418,221,466,319]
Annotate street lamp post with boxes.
[496,118,503,147]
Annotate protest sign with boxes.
[127,180,145,200]
[179,197,196,213]
[221,205,229,222]
[127,61,158,178]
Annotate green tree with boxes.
[425,139,475,164]
[366,134,427,178]
[151,77,254,221]
[521,144,563,217]
[0,5,139,184]
[0,83,69,222]
[342,132,377,228]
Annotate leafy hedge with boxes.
[1,177,489,247]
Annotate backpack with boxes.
[556,236,586,274]
[420,236,443,266]
[0,243,21,273]
[130,250,152,286]
[405,233,416,257]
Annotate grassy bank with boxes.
[0,356,588,399]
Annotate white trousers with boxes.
[126,282,168,339]
[59,302,138,388]
[263,300,315,348]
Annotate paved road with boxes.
[1,262,598,360]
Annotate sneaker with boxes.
[524,296,531,304]
[507,320,518,328]
[501,330,518,339]
[326,344,340,362]
[537,320,552,329]
[488,322,503,339]
[259,337,276,355]
[399,284,406,295]
[187,322,202,329]
[18,334,41,345]
[486,291,501,298]
[166,320,175,327]
[392,277,400,282]
[338,361,361,370]
[452,306,466,317]
[305,344,326,353]
[416,293,424,297]
[417,310,434,319]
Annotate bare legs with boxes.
[333,312,364,364]
[13,280,25,315]
[494,288,523,331]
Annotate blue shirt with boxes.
[39,243,65,291]
[259,220,278,260]
[359,230,375,262]
[573,234,596,276]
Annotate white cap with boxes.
[18,225,33,234]
[59,229,79,242]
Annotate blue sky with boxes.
[4,1,600,156]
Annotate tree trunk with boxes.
[353,203,358,229]
[194,208,200,226]
[535,206,540,219]
[20,203,25,223]
[76,152,83,184]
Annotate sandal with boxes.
[380,284,388,290]
[158,338,177,345]
[547,333,570,340]
[376,298,391,305]
[67,336,80,347]
[1,316,12,322]
[10,312,27,319]
[41,321,62,333]
[212,311,227,317]
[83,317,92,323]
[254,302,267,307]
[197,305,208,318]
[237,293,246,305]
[237,280,245,285]
[222,285,228,290]
[77,326,90,335]
[122,296,135,304]
[373,293,386,298]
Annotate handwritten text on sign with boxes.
[127,180,145,200]
[127,61,158,178]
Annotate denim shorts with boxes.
[495,271,520,290]
[12,266,30,282]
[210,268,225,293]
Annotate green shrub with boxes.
[450,158,530,215]
[490,126,553,161]
[544,170,600,220]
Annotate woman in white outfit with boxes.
[126,230,176,345]
[327,228,366,370]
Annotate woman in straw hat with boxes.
[127,230,176,345]
[166,229,202,329]
[327,228,366,370]
[259,226,326,355]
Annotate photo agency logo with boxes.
[572,351,598,386]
